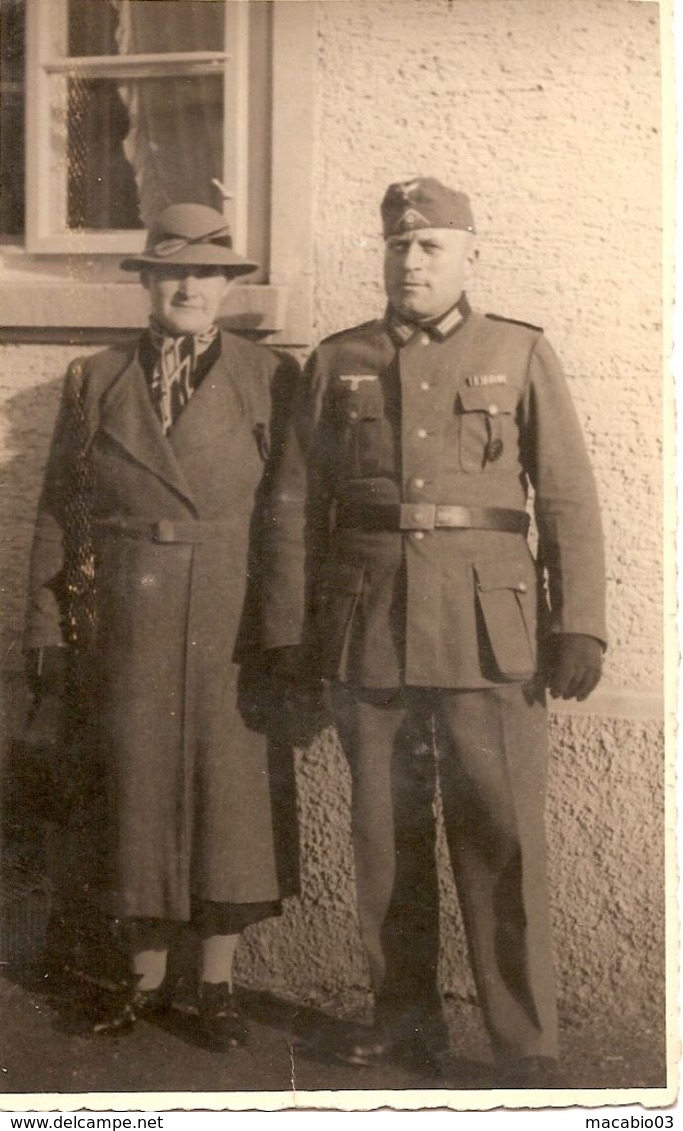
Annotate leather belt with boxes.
[335,502,529,535]
[94,518,233,544]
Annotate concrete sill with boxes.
[0,281,289,339]
[550,689,664,720]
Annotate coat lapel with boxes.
[98,351,197,510]
[169,342,250,459]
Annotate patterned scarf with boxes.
[146,317,219,434]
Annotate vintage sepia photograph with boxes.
[0,0,673,1115]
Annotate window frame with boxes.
[25,0,250,256]
[0,0,315,346]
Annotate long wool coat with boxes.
[25,331,300,921]
[262,300,606,688]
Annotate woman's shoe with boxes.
[199,982,249,1050]
[91,980,170,1036]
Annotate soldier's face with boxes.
[142,265,234,335]
[384,228,476,321]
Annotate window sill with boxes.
[0,277,290,341]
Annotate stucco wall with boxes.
[0,0,666,1042]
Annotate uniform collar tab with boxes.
[387,292,471,344]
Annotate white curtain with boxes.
[113,0,225,226]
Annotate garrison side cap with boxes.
[381,176,476,238]
[120,202,259,275]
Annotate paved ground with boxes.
[0,839,673,1111]
[0,960,671,1111]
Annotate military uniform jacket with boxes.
[25,332,300,919]
[263,298,606,690]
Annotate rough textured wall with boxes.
[0,0,666,1035]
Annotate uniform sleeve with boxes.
[520,334,607,646]
[261,348,335,651]
[24,363,83,651]
[232,348,302,662]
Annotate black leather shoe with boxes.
[333,1003,448,1067]
[379,999,450,1060]
[496,1055,560,1089]
[91,982,170,1036]
[417,1007,450,1057]
[198,982,249,1050]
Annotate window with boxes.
[0,0,24,238]
[0,0,315,344]
[25,0,250,256]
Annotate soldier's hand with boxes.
[265,646,328,739]
[266,646,305,689]
[267,646,324,707]
[546,633,603,702]
[25,646,67,700]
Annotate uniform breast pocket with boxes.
[335,386,385,477]
[455,385,518,474]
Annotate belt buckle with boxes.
[399,503,436,530]
[153,520,176,543]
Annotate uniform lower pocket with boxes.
[474,557,537,680]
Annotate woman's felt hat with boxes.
[120,203,258,275]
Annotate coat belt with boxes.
[94,518,234,544]
[334,502,530,535]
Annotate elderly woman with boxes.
[24,204,300,1049]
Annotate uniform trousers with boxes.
[331,680,559,1060]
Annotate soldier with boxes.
[263,177,606,1085]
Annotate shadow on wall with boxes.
[0,375,60,853]
[1,375,65,747]
[0,376,65,963]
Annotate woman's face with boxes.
[142,265,233,335]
